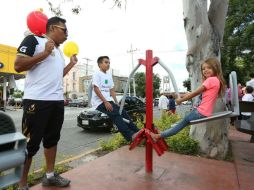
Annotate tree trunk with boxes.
[182,0,229,159]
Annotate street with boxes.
[7,107,112,170]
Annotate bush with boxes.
[100,133,127,151]
[165,128,199,155]
[100,112,200,155]
[154,112,199,155]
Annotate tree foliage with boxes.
[183,78,191,91]
[134,72,161,98]
[104,0,127,8]
[46,0,127,15]
[46,0,82,16]
[221,0,254,84]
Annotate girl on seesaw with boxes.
[150,57,226,140]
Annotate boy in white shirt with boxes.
[91,56,140,142]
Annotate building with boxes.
[0,44,25,109]
[63,62,94,99]
[79,74,128,97]
[162,75,171,93]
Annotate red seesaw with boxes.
[128,50,169,173]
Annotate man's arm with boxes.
[158,97,162,109]
[14,39,54,73]
[63,55,78,76]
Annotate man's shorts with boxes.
[22,99,64,158]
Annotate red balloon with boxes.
[27,11,48,36]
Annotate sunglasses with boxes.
[53,25,68,35]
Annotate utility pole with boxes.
[82,57,92,97]
[82,57,92,76]
[127,44,138,96]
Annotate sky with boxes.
[0,0,189,91]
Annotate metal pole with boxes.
[82,57,92,76]
[82,58,92,97]
[145,50,154,173]
[3,77,7,111]
[131,51,136,96]
[127,44,138,96]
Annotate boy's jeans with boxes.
[96,101,139,142]
[161,108,206,138]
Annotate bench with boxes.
[0,111,27,189]
[234,101,254,142]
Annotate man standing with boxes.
[158,92,169,116]
[14,17,77,190]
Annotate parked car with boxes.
[7,98,15,106]
[7,98,23,107]
[182,100,192,106]
[77,96,146,131]
[69,99,88,107]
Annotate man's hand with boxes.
[70,54,78,65]
[44,39,55,55]
[104,101,113,112]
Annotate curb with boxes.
[33,147,102,174]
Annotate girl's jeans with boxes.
[97,101,139,142]
[161,108,206,138]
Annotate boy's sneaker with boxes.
[16,186,29,190]
[42,173,71,187]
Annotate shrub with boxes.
[165,128,199,155]
[100,132,127,151]
[100,113,199,155]
[154,112,199,155]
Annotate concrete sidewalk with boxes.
[30,129,254,190]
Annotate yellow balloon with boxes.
[63,42,79,58]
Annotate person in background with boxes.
[168,95,176,114]
[246,73,254,96]
[158,92,169,116]
[14,17,77,190]
[246,73,254,88]
[240,86,254,120]
[237,83,244,99]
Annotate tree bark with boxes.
[182,0,229,159]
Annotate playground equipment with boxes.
[88,49,247,173]
[0,112,27,189]
[120,50,241,173]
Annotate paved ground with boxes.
[30,128,254,190]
